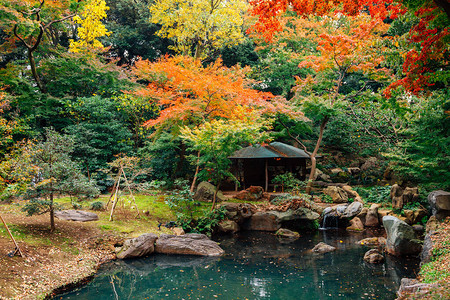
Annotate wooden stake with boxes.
[106,172,122,208]
[0,214,24,257]
[121,168,140,218]
[109,171,122,221]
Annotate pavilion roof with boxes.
[229,142,310,159]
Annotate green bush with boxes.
[272,172,305,193]
[89,201,105,211]
[353,185,391,204]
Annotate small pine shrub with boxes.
[90,201,105,211]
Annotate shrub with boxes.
[90,201,105,211]
[353,185,391,204]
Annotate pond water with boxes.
[58,230,419,300]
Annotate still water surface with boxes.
[59,230,419,300]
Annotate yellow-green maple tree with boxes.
[149,0,248,59]
[70,0,110,53]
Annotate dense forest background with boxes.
[0,0,449,203]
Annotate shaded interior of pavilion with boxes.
[229,142,311,192]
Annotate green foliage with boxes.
[39,52,133,98]
[22,199,61,217]
[322,194,333,204]
[420,261,450,284]
[64,96,133,190]
[353,185,391,204]
[21,128,100,230]
[194,206,226,234]
[323,92,403,156]
[165,181,200,221]
[220,39,259,68]
[181,114,271,190]
[104,0,174,64]
[71,201,82,210]
[139,132,191,183]
[385,92,450,190]
[89,201,105,211]
[165,181,226,234]
[272,172,305,193]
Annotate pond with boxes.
[58,230,419,300]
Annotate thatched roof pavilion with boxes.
[229,142,311,192]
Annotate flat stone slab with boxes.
[54,210,99,222]
[155,233,225,256]
[116,233,158,259]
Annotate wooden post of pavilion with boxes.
[265,158,268,192]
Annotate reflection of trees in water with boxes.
[63,231,419,300]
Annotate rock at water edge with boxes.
[365,204,380,227]
[346,217,364,231]
[312,242,336,253]
[218,220,240,233]
[382,216,422,256]
[116,233,158,259]
[155,233,224,256]
[363,249,384,264]
[243,212,280,232]
[275,228,300,239]
[341,201,363,218]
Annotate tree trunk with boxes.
[305,116,329,194]
[28,49,46,93]
[50,192,55,232]
[190,151,201,193]
[210,182,221,212]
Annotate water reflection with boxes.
[59,230,419,300]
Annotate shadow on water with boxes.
[58,230,419,300]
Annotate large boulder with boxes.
[220,202,254,224]
[116,233,158,259]
[365,204,380,227]
[270,208,320,222]
[397,278,438,299]
[155,233,224,256]
[243,212,280,231]
[322,186,348,203]
[420,232,434,265]
[275,228,300,239]
[390,184,419,209]
[403,208,428,225]
[313,168,331,182]
[54,210,99,222]
[194,181,226,203]
[235,186,264,201]
[312,242,336,253]
[428,190,450,220]
[341,201,363,218]
[346,217,364,231]
[356,207,369,224]
[342,185,363,203]
[382,216,422,256]
[363,249,384,264]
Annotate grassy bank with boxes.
[0,193,177,299]
[409,218,450,300]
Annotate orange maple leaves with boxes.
[248,0,402,41]
[133,56,296,130]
